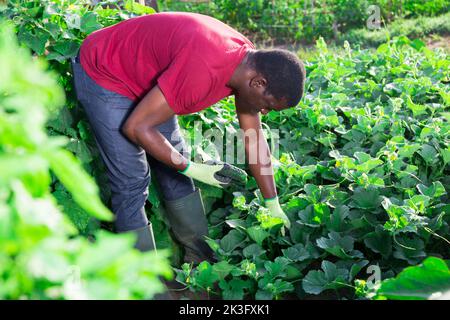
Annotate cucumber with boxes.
[207,160,248,187]
[216,163,248,185]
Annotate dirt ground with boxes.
[425,35,450,51]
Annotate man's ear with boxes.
[249,75,267,89]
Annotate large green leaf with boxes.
[124,0,156,15]
[212,261,234,280]
[393,237,426,265]
[220,229,246,253]
[17,26,49,55]
[52,40,79,58]
[316,231,363,259]
[77,230,134,273]
[66,138,93,164]
[264,257,290,279]
[246,226,270,246]
[418,144,438,164]
[53,189,91,233]
[219,278,251,300]
[416,182,446,198]
[377,257,450,300]
[45,149,112,221]
[194,261,220,290]
[302,260,349,295]
[350,187,381,210]
[282,243,311,262]
[364,227,392,258]
[242,244,266,259]
[326,205,350,232]
[80,12,103,34]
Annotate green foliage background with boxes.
[176,37,450,299]
[0,15,172,299]
[1,0,449,300]
[159,0,450,43]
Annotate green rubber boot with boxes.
[118,223,156,252]
[164,188,216,265]
[121,224,175,300]
[131,223,157,252]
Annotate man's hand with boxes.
[180,160,247,189]
[265,196,291,230]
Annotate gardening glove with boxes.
[265,196,291,232]
[180,160,248,189]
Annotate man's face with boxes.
[235,75,289,115]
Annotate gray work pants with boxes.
[71,54,195,232]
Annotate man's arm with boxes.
[236,104,291,229]
[122,85,247,189]
[236,108,277,199]
[122,85,188,171]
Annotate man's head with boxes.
[232,49,306,114]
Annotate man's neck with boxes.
[227,50,253,90]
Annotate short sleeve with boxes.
[157,53,213,115]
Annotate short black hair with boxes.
[247,49,306,107]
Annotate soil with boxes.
[425,35,450,51]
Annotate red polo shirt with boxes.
[79,12,255,115]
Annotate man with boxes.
[72,12,306,264]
